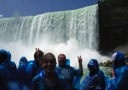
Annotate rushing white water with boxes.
[0,4,110,67]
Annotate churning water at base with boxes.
[0,4,110,66]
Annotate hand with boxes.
[110,68,115,76]
[35,48,44,60]
[35,48,40,53]
[35,48,40,56]
[78,55,82,63]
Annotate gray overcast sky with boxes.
[0,0,99,17]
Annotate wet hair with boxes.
[44,53,56,62]
[34,50,44,60]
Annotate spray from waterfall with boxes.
[0,4,110,67]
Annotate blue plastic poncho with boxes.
[80,59,106,90]
[56,59,82,90]
[25,60,42,86]
[1,50,17,75]
[32,70,71,90]
[107,52,128,90]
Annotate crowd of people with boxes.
[0,48,128,90]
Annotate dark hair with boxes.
[58,54,66,59]
[34,50,44,60]
[44,53,56,62]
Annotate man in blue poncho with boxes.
[109,51,128,90]
[56,54,83,90]
[80,59,106,90]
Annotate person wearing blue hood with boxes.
[18,56,28,68]
[1,50,17,75]
[0,49,11,89]
[108,51,128,90]
[56,54,83,90]
[80,59,106,90]
[16,56,28,85]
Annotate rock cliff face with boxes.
[98,0,128,54]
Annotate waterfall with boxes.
[0,4,99,50]
[0,4,109,66]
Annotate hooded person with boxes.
[16,56,28,84]
[112,51,126,69]
[60,58,82,90]
[56,54,83,90]
[108,51,128,90]
[0,49,11,89]
[80,59,106,90]
[1,50,17,75]
[18,56,28,68]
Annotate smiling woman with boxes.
[32,52,71,90]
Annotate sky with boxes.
[0,0,99,18]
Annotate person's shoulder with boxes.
[117,65,128,71]
[25,60,35,69]
[82,74,90,82]
[10,60,16,66]
[69,66,78,71]
[28,60,34,63]
[0,65,10,76]
[122,65,128,73]
[68,65,74,69]
[98,70,105,76]
[10,60,15,63]
[33,74,44,82]
[27,60,35,64]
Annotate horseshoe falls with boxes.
[0,4,110,66]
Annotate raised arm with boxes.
[78,55,83,76]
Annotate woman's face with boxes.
[42,55,56,73]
